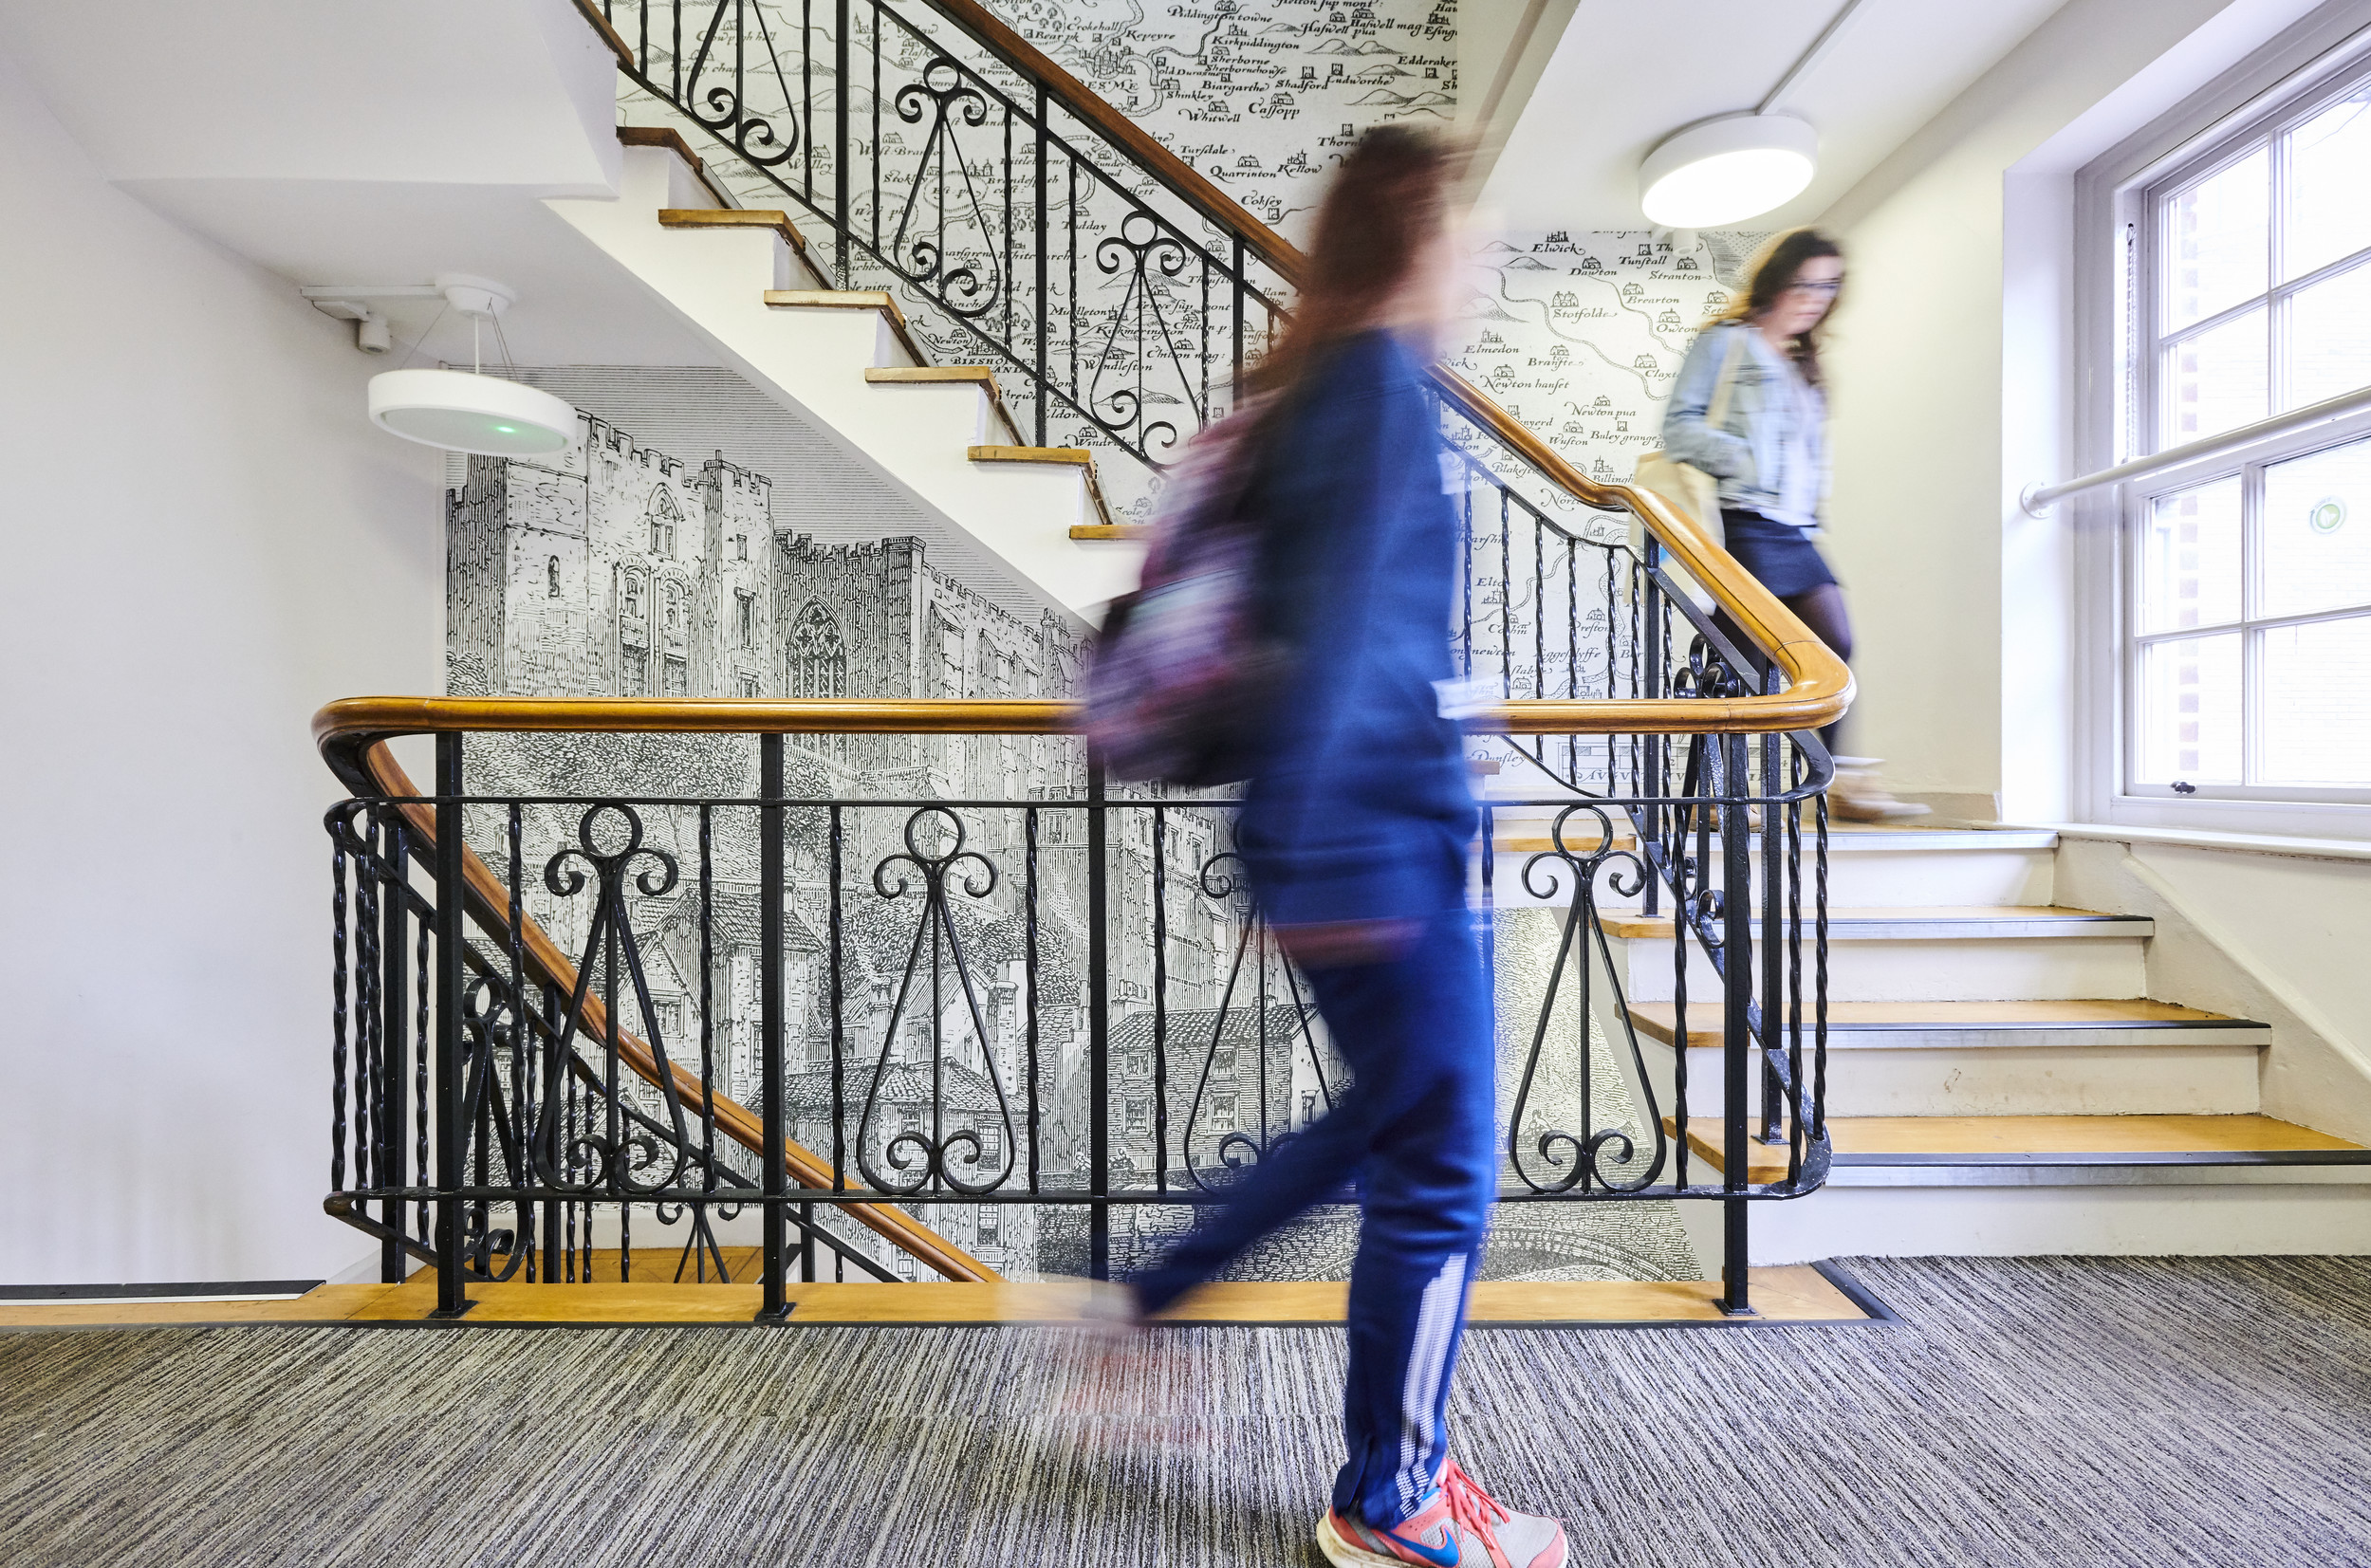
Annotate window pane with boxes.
[2136,634,2242,785]
[2262,434,2371,619]
[2284,86,2371,282]
[2160,306,2268,446]
[2138,477,2243,633]
[2260,616,2371,785]
[2162,147,2268,333]
[2286,260,2371,410]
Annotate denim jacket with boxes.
[1658,322,1827,530]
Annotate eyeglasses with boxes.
[1784,279,1843,298]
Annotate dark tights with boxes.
[1716,582,1855,757]
[1785,583,1853,757]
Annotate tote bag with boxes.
[1633,326,1746,550]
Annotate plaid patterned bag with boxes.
[1083,401,1288,786]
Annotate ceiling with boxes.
[1476,0,2075,231]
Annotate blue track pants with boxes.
[1130,904,1497,1526]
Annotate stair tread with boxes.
[1676,1115,2365,1179]
[1069,524,1147,542]
[1631,997,2267,1046]
[657,206,810,254]
[970,445,1092,464]
[1600,905,2148,939]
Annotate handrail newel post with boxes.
[380,816,409,1284]
[758,732,793,1321]
[1719,731,1755,1317]
[1087,755,1110,1281]
[431,733,472,1318]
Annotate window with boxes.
[1213,1047,1235,1075]
[663,655,689,696]
[621,647,649,696]
[1211,1093,1236,1131]
[977,1208,1001,1245]
[621,571,646,630]
[736,591,755,648]
[739,674,760,699]
[787,602,848,760]
[546,556,561,598]
[2113,46,2371,815]
[648,487,679,556]
[735,531,750,561]
[1126,1098,1149,1129]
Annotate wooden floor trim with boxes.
[0,1266,1876,1329]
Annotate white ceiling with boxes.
[1477,0,2076,231]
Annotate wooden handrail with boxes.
[355,741,998,1284]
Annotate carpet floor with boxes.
[5,1256,2371,1566]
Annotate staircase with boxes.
[1592,824,2371,1260]
[547,128,1139,619]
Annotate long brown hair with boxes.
[1247,124,1458,402]
[1709,228,1843,387]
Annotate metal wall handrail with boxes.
[2023,381,2371,514]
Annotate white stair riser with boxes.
[550,147,1141,616]
[1645,1041,2264,1118]
[1603,932,2147,1003]
[1736,1184,2371,1261]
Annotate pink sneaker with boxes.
[1318,1460,1568,1568]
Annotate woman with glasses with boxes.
[1659,228,1925,821]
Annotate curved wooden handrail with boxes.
[354,740,997,1284]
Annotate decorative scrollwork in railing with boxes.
[1177,851,1333,1193]
[682,0,802,168]
[890,58,1000,320]
[856,807,1019,1196]
[1507,806,1665,1195]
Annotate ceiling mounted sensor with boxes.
[304,273,572,457]
[1635,0,1870,228]
[1639,114,1818,229]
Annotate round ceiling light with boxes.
[367,367,575,457]
[1639,113,1819,229]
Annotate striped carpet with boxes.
[6,1257,2371,1565]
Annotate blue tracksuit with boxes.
[1131,330,1496,1527]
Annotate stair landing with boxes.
[0,1268,1879,1327]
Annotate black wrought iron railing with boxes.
[305,0,1861,1319]
[317,669,1837,1320]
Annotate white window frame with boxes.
[2074,6,2371,839]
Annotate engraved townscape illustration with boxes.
[443,0,1781,1284]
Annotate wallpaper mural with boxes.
[442,2,1785,1284]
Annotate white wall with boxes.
[1814,0,2327,816]
[2054,836,2371,1142]
[0,46,446,1284]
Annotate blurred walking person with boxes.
[1658,229,1926,821]
[1114,126,1569,1568]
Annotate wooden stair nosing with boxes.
[1598,906,2154,942]
[617,124,740,210]
[1069,523,1147,542]
[1628,998,2270,1050]
[658,206,810,256]
[1671,1114,2367,1180]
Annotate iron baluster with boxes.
[1719,732,1753,1316]
[1086,759,1108,1279]
[380,816,408,1282]
[759,733,789,1321]
[1151,804,1168,1194]
[431,734,470,1317]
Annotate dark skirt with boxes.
[1720,507,1838,599]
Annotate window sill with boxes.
[2009,821,2371,863]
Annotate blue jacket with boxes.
[1237,330,1473,929]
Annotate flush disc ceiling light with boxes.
[362,276,573,457]
[1639,113,1818,228]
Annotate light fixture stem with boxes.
[472,314,483,377]
[1757,0,1874,116]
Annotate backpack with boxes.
[1082,400,1291,787]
